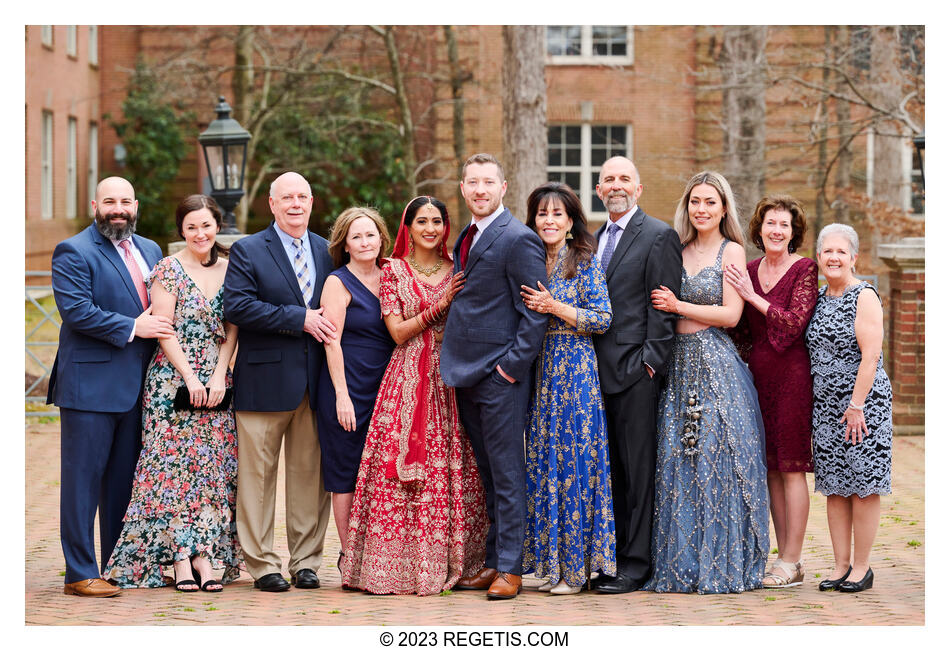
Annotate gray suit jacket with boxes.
[592,208,682,394]
[441,208,548,388]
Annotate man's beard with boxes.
[95,208,138,240]
[605,193,633,214]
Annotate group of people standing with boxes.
[48,152,892,601]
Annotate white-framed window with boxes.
[88,26,98,66]
[66,117,77,218]
[66,26,77,57]
[40,25,53,48]
[88,122,98,217]
[547,123,632,221]
[41,111,53,219]
[546,26,634,65]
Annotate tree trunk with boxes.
[382,26,418,196]
[443,25,468,234]
[833,26,853,226]
[717,25,768,249]
[813,27,832,244]
[502,25,547,223]
[232,25,255,232]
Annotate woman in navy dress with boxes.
[725,195,818,588]
[647,171,770,593]
[519,182,615,595]
[316,207,394,568]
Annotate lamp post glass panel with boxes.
[198,96,251,234]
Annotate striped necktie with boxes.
[601,222,621,270]
[292,237,313,305]
[118,239,149,308]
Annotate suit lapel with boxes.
[92,226,144,309]
[132,233,160,268]
[466,209,509,271]
[605,208,646,281]
[307,231,332,308]
[453,225,469,274]
[265,223,307,306]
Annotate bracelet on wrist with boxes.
[848,400,865,411]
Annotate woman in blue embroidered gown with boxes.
[520,182,615,595]
[647,171,769,594]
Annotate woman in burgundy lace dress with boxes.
[725,195,818,589]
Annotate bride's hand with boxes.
[650,285,680,314]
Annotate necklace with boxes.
[407,255,443,277]
[760,256,793,289]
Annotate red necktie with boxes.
[119,239,150,308]
[458,224,477,269]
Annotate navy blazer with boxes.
[47,224,163,412]
[591,208,682,394]
[223,222,333,412]
[441,208,548,388]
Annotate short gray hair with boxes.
[816,223,859,257]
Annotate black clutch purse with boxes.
[173,385,233,411]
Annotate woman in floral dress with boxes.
[519,182,615,595]
[341,196,488,595]
[103,195,243,592]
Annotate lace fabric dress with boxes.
[103,257,243,587]
[644,240,770,594]
[730,257,818,472]
[342,259,489,595]
[522,249,616,588]
[805,282,892,497]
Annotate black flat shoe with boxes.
[838,568,873,593]
[818,566,852,591]
[254,572,290,592]
[292,568,320,589]
[594,572,643,594]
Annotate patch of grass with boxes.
[59,571,65,576]
[154,613,166,618]
[296,611,307,615]
[182,607,195,612]
[910,521,918,526]
[889,515,903,523]
[206,606,218,611]
[813,573,821,578]
[770,548,778,555]
[329,609,341,614]
[439,589,453,596]
[907,540,921,548]
[765,596,776,602]
[799,603,824,609]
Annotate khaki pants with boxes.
[235,395,331,579]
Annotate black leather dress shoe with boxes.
[292,568,320,589]
[254,573,290,592]
[595,573,643,594]
[838,568,873,593]
[590,573,613,590]
[818,566,852,591]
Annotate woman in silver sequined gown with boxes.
[647,172,770,593]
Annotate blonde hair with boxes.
[673,171,745,246]
[327,206,391,268]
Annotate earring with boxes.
[408,237,415,255]
[565,231,574,240]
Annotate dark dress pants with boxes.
[603,372,659,584]
[60,406,143,583]
[457,370,531,575]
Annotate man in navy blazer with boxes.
[223,171,336,592]
[441,153,547,599]
[48,176,174,597]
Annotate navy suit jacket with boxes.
[441,208,548,388]
[223,222,333,412]
[591,208,682,394]
[47,224,163,412]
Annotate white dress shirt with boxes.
[468,204,506,249]
[596,205,638,262]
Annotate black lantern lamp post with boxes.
[198,96,251,234]
[913,132,924,189]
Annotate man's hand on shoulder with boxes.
[134,306,175,339]
[304,307,337,343]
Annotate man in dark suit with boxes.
[48,176,174,597]
[441,153,547,599]
[591,156,682,594]
[223,171,336,592]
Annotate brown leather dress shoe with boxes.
[455,567,498,590]
[63,578,121,598]
[487,572,522,600]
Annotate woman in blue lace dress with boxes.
[805,223,891,594]
[519,182,615,595]
[647,171,769,593]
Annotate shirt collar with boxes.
[470,204,506,233]
[607,205,638,232]
[274,223,310,248]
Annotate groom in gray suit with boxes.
[441,153,547,599]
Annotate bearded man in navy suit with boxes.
[441,153,547,599]
[48,176,174,597]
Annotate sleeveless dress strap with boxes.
[714,239,729,269]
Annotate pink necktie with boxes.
[119,239,149,308]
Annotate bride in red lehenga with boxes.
[341,196,488,595]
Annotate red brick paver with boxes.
[25,421,924,625]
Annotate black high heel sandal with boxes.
[838,567,873,593]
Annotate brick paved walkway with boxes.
[25,421,924,626]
